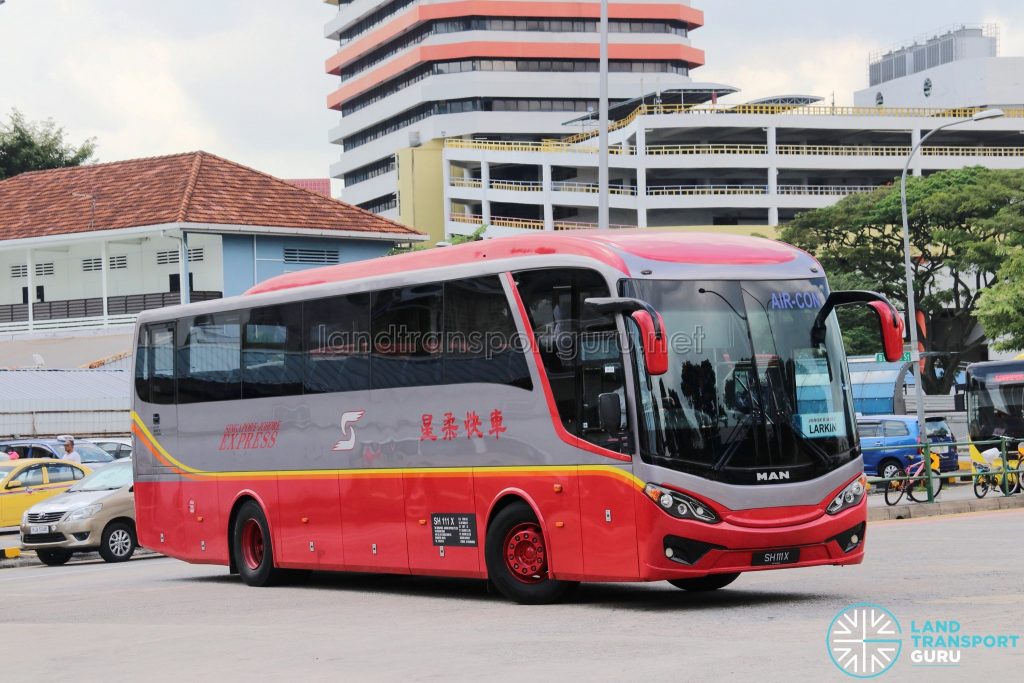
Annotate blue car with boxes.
[856,415,958,479]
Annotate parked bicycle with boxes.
[884,452,943,506]
[972,447,1022,498]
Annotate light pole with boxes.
[597,0,609,230]
[900,107,1003,501]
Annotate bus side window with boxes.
[242,304,303,399]
[443,276,532,390]
[150,324,176,405]
[135,326,150,403]
[304,292,371,394]
[177,313,242,404]
[371,284,443,390]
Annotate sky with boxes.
[1,1,1023,182]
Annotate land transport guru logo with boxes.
[826,603,1020,677]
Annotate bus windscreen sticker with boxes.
[432,513,478,547]
[797,412,847,439]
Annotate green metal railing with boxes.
[863,437,1023,503]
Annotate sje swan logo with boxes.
[332,410,365,451]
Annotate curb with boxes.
[2,547,20,559]
[869,492,1024,521]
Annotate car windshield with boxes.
[74,443,115,463]
[69,460,132,491]
[623,277,857,485]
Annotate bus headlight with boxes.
[644,484,720,524]
[826,476,866,515]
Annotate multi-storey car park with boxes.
[436,23,1024,236]
[322,0,706,224]
[441,96,1024,236]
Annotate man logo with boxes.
[756,471,790,481]
[332,410,365,452]
[827,603,902,677]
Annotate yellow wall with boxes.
[397,140,445,245]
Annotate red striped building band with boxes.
[131,231,901,602]
[322,0,706,219]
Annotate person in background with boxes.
[59,435,81,464]
[7,450,18,460]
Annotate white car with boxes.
[88,438,132,460]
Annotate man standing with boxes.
[59,435,81,464]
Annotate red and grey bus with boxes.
[131,231,904,603]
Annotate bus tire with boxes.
[232,500,287,587]
[485,501,574,605]
[668,572,740,592]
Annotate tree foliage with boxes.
[977,250,1024,351]
[0,109,96,180]
[781,167,1024,394]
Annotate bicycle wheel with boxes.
[909,469,943,503]
[884,470,906,506]
[973,474,990,499]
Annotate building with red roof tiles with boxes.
[284,178,332,197]
[0,151,424,335]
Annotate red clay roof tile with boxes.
[0,151,420,241]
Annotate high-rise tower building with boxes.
[322,0,705,233]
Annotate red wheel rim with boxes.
[503,522,547,584]
[241,518,264,570]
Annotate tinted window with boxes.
[135,327,150,402]
[13,465,44,487]
[443,276,531,390]
[29,446,55,459]
[150,324,176,405]
[883,421,910,437]
[45,464,77,483]
[515,269,627,451]
[178,313,242,403]
[243,305,303,399]
[304,293,371,394]
[857,422,882,438]
[371,284,443,390]
[926,420,952,438]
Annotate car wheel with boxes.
[37,549,72,566]
[99,521,137,563]
[668,573,740,592]
[484,501,575,604]
[879,460,902,480]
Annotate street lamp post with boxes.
[900,108,1003,502]
[597,0,609,230]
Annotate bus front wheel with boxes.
[485,501,575,604]
[669,573,740,592]
[232,500,288,587]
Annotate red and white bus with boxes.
[131,231,904,603]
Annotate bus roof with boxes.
[246,231,810,295]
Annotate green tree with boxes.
[976,249,1024,351]
[782,167,1024,394]
[0,109,96,180]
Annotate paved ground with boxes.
[1,509,1021,681]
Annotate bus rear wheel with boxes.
[485,501,575,604]
[669,573,740,592]
[232,500,288,587]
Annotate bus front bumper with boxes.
[635,491,866,581]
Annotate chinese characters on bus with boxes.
[420,410,507,441]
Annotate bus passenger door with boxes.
[133,322,184,556]
[405,473,480,577]
[340,475,409,573]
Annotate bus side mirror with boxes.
[631,310,668,376]
[812,290,904,362]
[867,300,905,362]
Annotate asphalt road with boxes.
[1,510,1022,682]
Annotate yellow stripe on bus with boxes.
[129,412,645,489]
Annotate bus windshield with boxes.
[967,364,1024,442]
[623,277,856,485]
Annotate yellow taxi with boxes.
[0,459,91,527]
